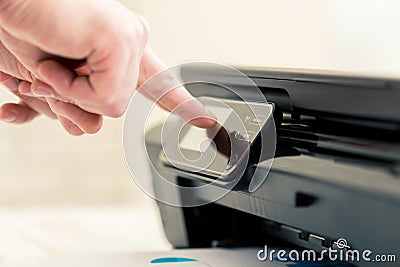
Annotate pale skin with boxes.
[0,0,215,135]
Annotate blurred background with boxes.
[0,0,399,265]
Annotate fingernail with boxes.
[33,87,53,97]
[205,109,218,123]
[198,110,218,127]
[193,101,218,127]
[67,121,84,135]
[1,111,17,122]
[191,117,217,128]
[174,98,219,128]
[2,78,19,92]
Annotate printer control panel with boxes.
[160,97,274,184]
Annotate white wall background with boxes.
[0,0,399,207]
[130,0,400,74]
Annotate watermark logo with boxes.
[257,238,396,264]
[123,62,276,207]
[335,238,349,249]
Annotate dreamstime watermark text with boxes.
[257,238,396,264]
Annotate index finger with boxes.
[137,46,216,128]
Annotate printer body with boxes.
[145,65,400,266]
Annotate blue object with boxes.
[151,257,198,264]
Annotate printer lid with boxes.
[181,64,400,130]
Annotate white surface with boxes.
[36,248,273,267]
[0,204,171,267]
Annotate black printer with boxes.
[144,64,400,266]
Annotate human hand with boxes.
[0,40,103,135]
[0,0,216,133]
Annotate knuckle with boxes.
[19,95,33,104]
[49,99,66,114]
[106,104,126,118]
[96,92,115,107]
[50,99,62,110]
[95,92,126,117]
[65,98,76,105]
[105,97,129,118]
[14,61,33,82]
[137,15,150,42]
[123,15,149,46]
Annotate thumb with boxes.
[137,46,216,128]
